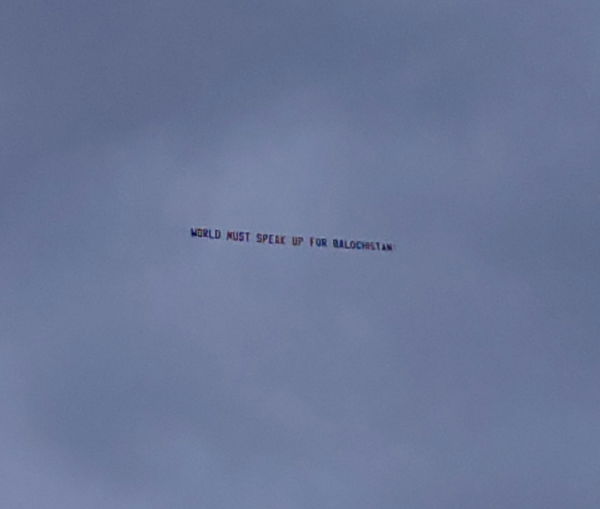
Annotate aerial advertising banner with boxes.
[190,227,394,252]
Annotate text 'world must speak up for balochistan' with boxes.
[191,227,394,252]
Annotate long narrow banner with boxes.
[190,227,394,252]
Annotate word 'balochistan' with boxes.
[190,227,394,252]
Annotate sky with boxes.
[1,1,600,507]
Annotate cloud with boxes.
[2,1,600,507]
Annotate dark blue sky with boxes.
[2,2,600,507]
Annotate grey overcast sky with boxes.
[2,1,600,507]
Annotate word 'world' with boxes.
[190,227,394,252]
